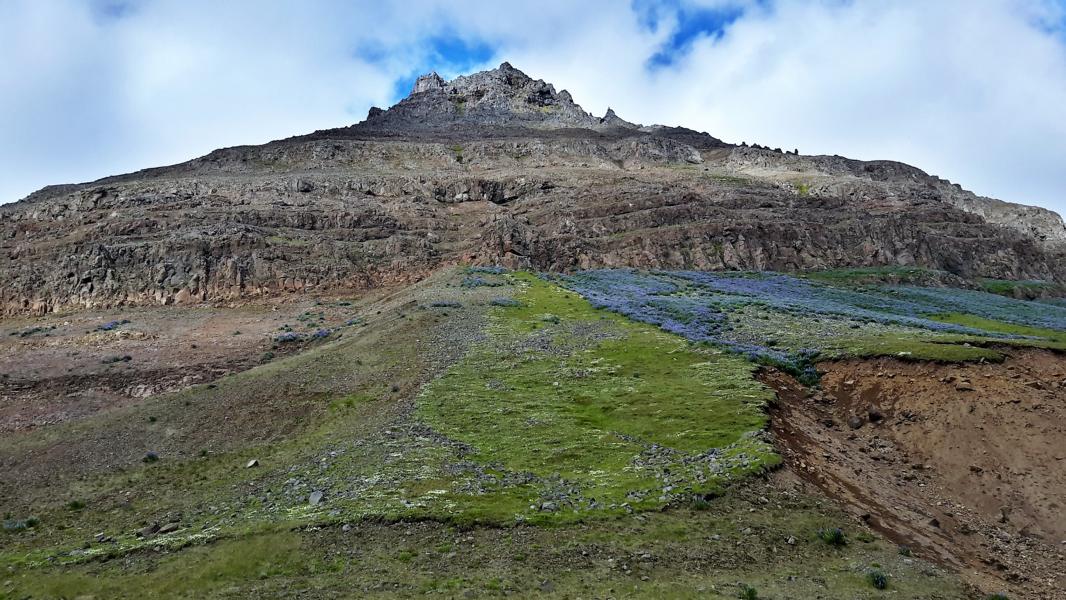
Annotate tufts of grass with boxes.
[818,527,847,547]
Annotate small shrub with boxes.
[898,545,911,556]
[143,452,159,463]
[16,325,56,338]
[866,569,888,590]
[430,301,462,308]
[275,332,303,343]
[737,584,759,600]
[148,416,157,423]
[818,527,847,547]
[3,517,39,532]
[489,298,522,307]
[101,355,132,364]
[66,500,86,511]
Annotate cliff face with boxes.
[2,63,1064,315]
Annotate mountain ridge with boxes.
[1,63,1064,315]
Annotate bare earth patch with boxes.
[0,299,367,432]
[766,349,1066,599]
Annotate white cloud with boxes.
[1,0,1064,216]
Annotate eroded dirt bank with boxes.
[765,349,1066,599]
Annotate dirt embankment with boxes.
[764,349,1066,599]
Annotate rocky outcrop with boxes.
[2,63,1063,314]
[725,146,1066,245]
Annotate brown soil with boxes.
[0,298,364,432]
[764,349,1066,599]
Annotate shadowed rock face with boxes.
[2,63,1064,315]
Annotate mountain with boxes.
[2,62,1064,315]
[4,63,1066,599]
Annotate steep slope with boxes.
[2,63,1063,315]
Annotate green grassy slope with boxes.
[1,268,1020,598]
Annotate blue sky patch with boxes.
[90,0,136,22]
[356,33,496,103]
[635,0,759,68]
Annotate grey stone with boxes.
[867,405,884,423]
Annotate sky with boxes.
[1,0,1065,216]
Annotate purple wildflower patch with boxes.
[559,269,1062,383]
[96,319,131,332]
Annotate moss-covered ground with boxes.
[416,273,777,522]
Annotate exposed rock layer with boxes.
[2,63,1064,314]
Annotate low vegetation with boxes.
[2,266,1060,597]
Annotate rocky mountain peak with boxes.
[601,107,640,129]
[362,62,603,131]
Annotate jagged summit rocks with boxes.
[600,107,639,129]
[412,72,445,94]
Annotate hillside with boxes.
[2,64,1065,600]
